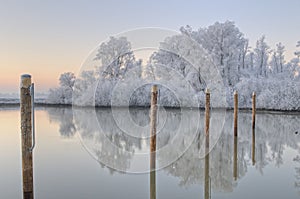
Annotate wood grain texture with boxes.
[20,75,34,199]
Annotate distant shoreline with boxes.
[1,103,300,113]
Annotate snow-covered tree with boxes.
[241,39,249,70]
[47,72,76,104]
[276,42,285,73]
[187,21,247,86]
[46,22,300,110]
[245,52,254,69]
[270,50,277,74]
[270,43,285,74]
[254,35,270,77]
[295,41,300,58]
[284,43,300,80]
[94,36,141,80]
[72,36,143,106]
[59,72,76,89]
[149,38,206,93]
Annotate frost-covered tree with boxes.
[245,52,254,69]
[276,42,285,73]
[270,43,285,73]
[75,70,96,92]
[59,72,76,89]
[72,36,143,106]
[188,21,247,86]
[94,36,140,80]
[149,37,206,92]
[46,22,300,110]
[270,50,278,74]
[47,72,76,104]
[241,39,249,70]
[254,35,270,77]
[285,42,300,80]
[295,41,300,58]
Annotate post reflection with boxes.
[233,136,238,180]
[252,128,256,166]
[46,107,300,195]
[204,135,210,199]
[150,133,156,199]
[150,168,156,199]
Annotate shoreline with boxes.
[1,103,300,113]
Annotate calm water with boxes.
[0,106,300,199]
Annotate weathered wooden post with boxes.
[251,92,256,166]
[204,88,210,199]
[233,90,238,180]
[150,85,158,199]
[252,92,256,130]
[234,91,238,137]
[150,85,158,169]
[205,88,210,136]
[20,74,34,199]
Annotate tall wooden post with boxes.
[233,91,238,180]
[252,92,256,130]
[205,88,210,136]
[150,85,158,199]
[20,74,34,199]
[150,85,158,169]
[204,88,210,199]
[251,92,256,166]
[234,91,238,137]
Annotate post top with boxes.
[21,74,31,79]
[234,90,238,95]
[205,88,210,94]
[151,85,158,92]
[20,74,32,88]
[252,91,256,96]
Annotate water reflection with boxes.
[204,135,210,199]
[46,107,300,194]
[47,107,76,138]
[294,156,300,195]
[252,128,256,166]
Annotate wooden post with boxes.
[233,136,238,180]
[150,85,157,199]
[20,74,34,199]
[204,88,210,199]
[251,92,256,166]
[252,92,256,130]
[205,88,210,136]
[150,85,158,169]
[233,91,238,180]
[234,91,238,137]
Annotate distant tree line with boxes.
[47,21,300,110]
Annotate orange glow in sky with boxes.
[0,0,299,93]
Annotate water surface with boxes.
[0,106,300,199]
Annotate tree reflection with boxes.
[46,107,76,138]
[46,107,300,193]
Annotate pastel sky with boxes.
[0,0,299,93]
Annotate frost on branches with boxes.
[47,22,300,110]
